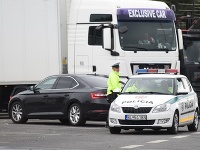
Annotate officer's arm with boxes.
[110,76,119,91]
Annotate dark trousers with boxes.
[106,93,118,127]
[107,93,118,103]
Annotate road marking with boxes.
[0,132,61,136]
[0,142,8,144]
[171,135,189,139]
[147,140,168,144]
[121,145,144,149]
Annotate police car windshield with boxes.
[122,78,174,95]
[118,20,176,52]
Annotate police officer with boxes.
[107,62,122,103]
[106,63,121,128]
[160,80,173,94]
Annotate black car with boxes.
[8,74,109,126]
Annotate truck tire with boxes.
[68,103,86,126]
[10,101,28,124]
[188,110,199,132]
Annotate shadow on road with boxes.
[23,120,106,128]
[119,129,191,135]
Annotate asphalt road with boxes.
[0,113,200,150]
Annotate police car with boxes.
[108,69,199,134]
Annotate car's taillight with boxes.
[91,92,107,99]
[10,96,12,100]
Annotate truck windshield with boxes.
[118,20,176,51]
[183,40,200,64]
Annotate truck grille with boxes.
[119,120,155,125]
[122,107,152,113]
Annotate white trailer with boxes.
[0,0,69,110]
[0,0,183,111]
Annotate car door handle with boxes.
[64,94,69,97]
[44,95,48,98]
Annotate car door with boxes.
[182,78,196,123]
[48,76,79,115]
[176,78,190,126]
[24,76,58,116]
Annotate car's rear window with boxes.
[81,76,108,87]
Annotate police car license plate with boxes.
[125,115,147,120]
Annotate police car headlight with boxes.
[152,103,171,113]
[110,103,121,113]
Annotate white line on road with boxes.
[171,135,189,139]
[0,142,8,144]
[147,140,168,144]
[121,145,144,149]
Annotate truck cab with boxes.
[68,0,183,77]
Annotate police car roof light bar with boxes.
[165,69,178,74]
[136,69,178,74]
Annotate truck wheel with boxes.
[167,111,179,134]
[10,101,28,124]
[109,127,121,134]
[68,103,86,126]
[188,110,199,132]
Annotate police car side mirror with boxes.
[177,89,189,95]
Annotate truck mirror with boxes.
[171,4,176,12]
[103,28,112,50]
[177,29,183,50]
[96,25,103,30]
[119,26,128,34]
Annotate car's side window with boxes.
[182,78,192,92]
[55,77,78,89]
[36,77,58,90]
[185,78,193,92]
[177,78,185,90]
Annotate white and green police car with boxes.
[109,69,199,134]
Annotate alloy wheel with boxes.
[12,103,22,122]
[69,106,80,124]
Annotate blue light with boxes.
[136,69,148,73]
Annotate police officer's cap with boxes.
[111,62,120,68]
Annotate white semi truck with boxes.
[0,0,183,111]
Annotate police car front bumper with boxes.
[109,110,174,129]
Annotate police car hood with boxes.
[115,94,176,107]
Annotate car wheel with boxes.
[68,103,86,126]
[167,111,179,134]
[10,101,28,124]
[109,127,121,134]
[188,110,199,132]
[59,119,69,124]
[135,128,144,131]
